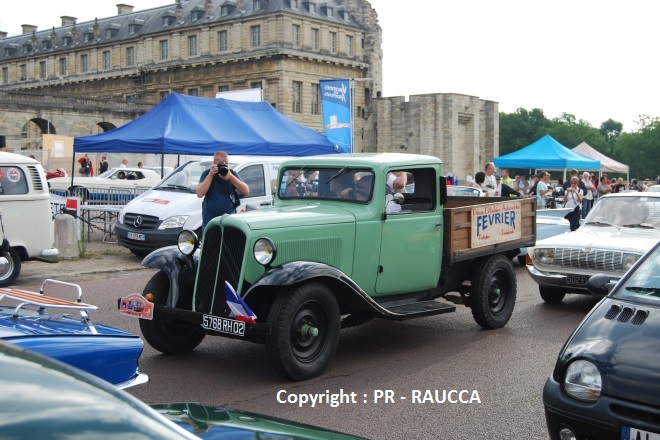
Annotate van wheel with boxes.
[470,254,517,329]
[139,271,205,354]
[0,249,21,287]
[266,282,340,381]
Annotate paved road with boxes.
[21,264,599,440]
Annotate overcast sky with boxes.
[1,0,657,132]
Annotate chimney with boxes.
[61,16,77,26]
[22,24,38,35]
[238,0,245,11]
[175,3,183,20]
[0,32,7,40]
[205,0,213,15]
[117,4,134,15]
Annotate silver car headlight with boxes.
[534,248,555,265]
[158,215,190,230]
[177,230,199,256]
[117,210,124,225]
[254,238,276,266]
[622,253,640,271]
[564,360,602,402]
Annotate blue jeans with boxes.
[581,198,593,218]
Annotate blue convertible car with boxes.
[0,279,147,389]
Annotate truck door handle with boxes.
[435,222,442,229]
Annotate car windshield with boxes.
[613,244,660,305]
[279,167,374,202]
[155,160,233,192]
[97,170,114,178]
[448,186,482,197]
[584,196,660,228]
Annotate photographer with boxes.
[563,176,584,231]
[196,151,250,230]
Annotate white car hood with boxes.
[535,224,660,254]
[122,189,200,217]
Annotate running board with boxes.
[381,300,456,320]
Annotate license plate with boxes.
[621,426,660,440]
[127,232,146,241]
[202,314,245,336]
[566,275,589,286]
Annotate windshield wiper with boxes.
[286,167,306,188]
[325,167,348,184]
[622,223,657,229]
[625,286,660,295]
[161,184,194,192]
[585,221,619,228]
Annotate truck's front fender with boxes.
[142,246,197,308]
[244,261,389,316]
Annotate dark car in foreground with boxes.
[0,279,147,389]
[0,339,364,439]
[543,241,660,440]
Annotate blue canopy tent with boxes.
[74,93,338,156]
[493,134,600,176]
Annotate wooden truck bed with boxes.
[443,197,536,264]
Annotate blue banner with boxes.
[320,79,352,153]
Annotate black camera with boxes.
[218,162,229,177]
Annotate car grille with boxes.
[553,248,627,272]
[123,213,160,231]
[194,225,246,316]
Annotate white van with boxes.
[115,155,289,256]
[0,152,59,286]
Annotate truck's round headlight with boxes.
[564,359,602,402]
[254,238,276,266]
[535,248,555,264]
[622,253,640,271]
[177,230,199,256]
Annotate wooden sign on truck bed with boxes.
[443,197,536,263]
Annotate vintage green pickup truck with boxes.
[121,154,536,380]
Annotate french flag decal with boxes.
[224,281,257,324]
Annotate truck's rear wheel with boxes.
[139,271,205,354]
[539,286,566,303]
[0,249,21,287]
[266,282,340,381]
[470,254,517,329]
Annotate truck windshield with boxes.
[279,167,374,202]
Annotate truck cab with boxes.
[125,154,535,380]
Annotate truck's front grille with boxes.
[195,225,246,316]
[554,248,626,272]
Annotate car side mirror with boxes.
[587,274,615,296]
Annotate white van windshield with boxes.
[155,160,236,192]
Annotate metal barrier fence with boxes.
[50,186,152,205]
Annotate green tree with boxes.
[499,108,552,155]
[547,113,607,151]
[599,119,623,156]
[613,115,660,180]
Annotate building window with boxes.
[311,83,320,115]
[62,36,72,47]
[125,47,134,66]
[160,91,170,100]
[22,44,32,54]
[188,35,197,56]
[39,61,47,79]
[42,40,52,50]
[81,54,88,73]
[251,25,261,47]
[163,16,176,27]
[160,40,169,60]
[59,58,67,75]
[291,0,298,8]
[218,85,230,92]
[191,9,205,21]
[84,32,94,42]
[326,7,333,17]
[188,88,199,96]
[103,51,111,70]
[329,32,337,53]
[308,3,317,13]
[292,81,302,113]
[2,67,8,84]
[251,81,263,89]
[346,35,353,56]
[292,24,300,47]
[311,28,319,50]
[218,30,228,51]
[129,23,141,34]
[221,5,231,16]
[20,64,27,81]
[254,0,263,10]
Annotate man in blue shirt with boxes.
[196,151,250,230]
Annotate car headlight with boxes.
[254,238,276,266]
[177,230,199,256]
[117,210,124,224]
[158,215,190,230]
[564,360,602,402]
[622,253,640,271]
[534,248,555,264]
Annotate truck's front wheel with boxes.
[139,271,205,354]
[266,282,340,381]
[470,255,517,329]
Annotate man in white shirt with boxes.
[483,162,497,195]
[119,157,128,168]
[581,172,595,218]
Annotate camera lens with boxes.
[219,162,229,176]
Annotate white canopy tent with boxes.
[572,142,629,182]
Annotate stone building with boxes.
[0,0,496,179]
